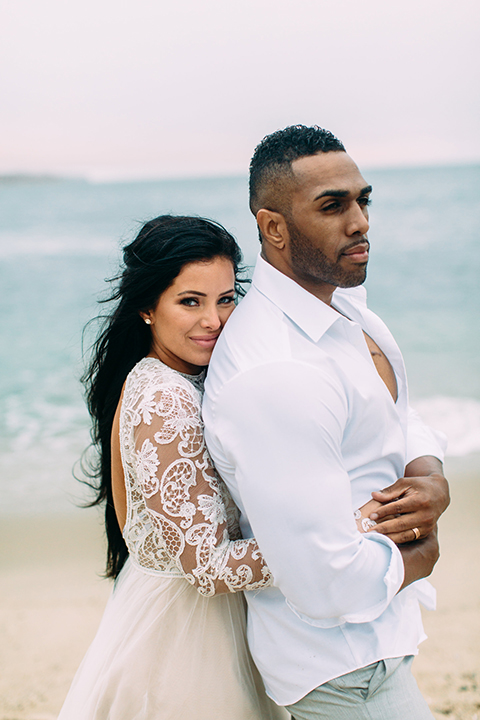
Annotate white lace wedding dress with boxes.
[58,357,288,719]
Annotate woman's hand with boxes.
[355,498,396,534]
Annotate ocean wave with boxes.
[412,396,480,457]
[1,392,479,515]
[3,392,479,459]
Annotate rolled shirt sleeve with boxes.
[405,405,447,465]
[208,359,405,628]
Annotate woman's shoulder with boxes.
[126,357,203,405]
[122,357,205,432]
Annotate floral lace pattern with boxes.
[120,357,272,596]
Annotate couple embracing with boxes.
[59,125,448,720]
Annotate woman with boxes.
[58,215,289,719]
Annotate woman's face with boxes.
[141,256,236,374]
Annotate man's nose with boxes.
[346,205,369,236]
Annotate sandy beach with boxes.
[1,455,479,720]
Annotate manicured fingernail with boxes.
[370,513,378,520]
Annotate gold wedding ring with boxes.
[412,527,421,541]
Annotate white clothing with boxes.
[120,358,271,595]
[203,255,446,706]
[58,357,287,719]
[58,560,285,719]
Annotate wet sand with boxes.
[0,456,479,719]
[412,456,480,720]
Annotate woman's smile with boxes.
[141,256,236,374]
[189,333,221,349]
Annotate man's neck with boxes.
[260,250,336,306]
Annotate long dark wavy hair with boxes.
[81,215,247,579]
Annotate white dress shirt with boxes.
[203,255,446,706]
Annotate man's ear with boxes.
[256,209,289,251]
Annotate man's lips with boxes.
[190,334,220,348]
[341,243,369,262]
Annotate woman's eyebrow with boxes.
[177,288,235,297]
[177,290,206,296]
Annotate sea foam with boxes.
[412,396,480,457]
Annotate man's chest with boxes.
[290,320,406,464]
[362,331,398,403]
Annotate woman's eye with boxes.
[218,296,235,305]
[180,297,199,307]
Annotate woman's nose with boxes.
[200,305,222,329]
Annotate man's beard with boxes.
[287,220,368,289]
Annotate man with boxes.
[203,125,449,719]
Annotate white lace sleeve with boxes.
[132,375,272,597]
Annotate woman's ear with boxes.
[139,311,153,325]
[256,209,289,251]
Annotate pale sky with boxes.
[2,0,479,178]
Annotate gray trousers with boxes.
[286,656,434,720]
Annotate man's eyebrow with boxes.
[313,185,373,202]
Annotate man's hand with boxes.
[399,526,440,590]
[367,456,449,544]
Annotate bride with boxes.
[59,214,382,719]
[58,215,288,719]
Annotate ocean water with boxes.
[0,166,479,515]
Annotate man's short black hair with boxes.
[249,125,346,218]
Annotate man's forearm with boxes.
[398,526,440,591]
[404,455,443,476]
[404,455,450,510]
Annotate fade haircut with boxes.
[249,125,346,235]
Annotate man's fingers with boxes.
[371,478,411,502]
[370,495,423,520]
[373,529,423,545]
[370,512,436,543]
[370,516,418,536]
[367,474,447,539]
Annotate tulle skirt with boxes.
[58,558,288,719]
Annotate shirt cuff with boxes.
[406,409,447,465]
[285,533,404,629]
[410,578,436,611]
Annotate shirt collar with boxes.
[252,254,344,343]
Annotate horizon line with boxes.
[1,159,479,185]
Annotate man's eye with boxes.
[359,196,372,207]
[322,202,340,212]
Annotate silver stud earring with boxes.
[144,318,152,325]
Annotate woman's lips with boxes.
[190,335,220,349]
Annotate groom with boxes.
[203,125,449,719]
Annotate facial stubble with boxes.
[287,221,368,290]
